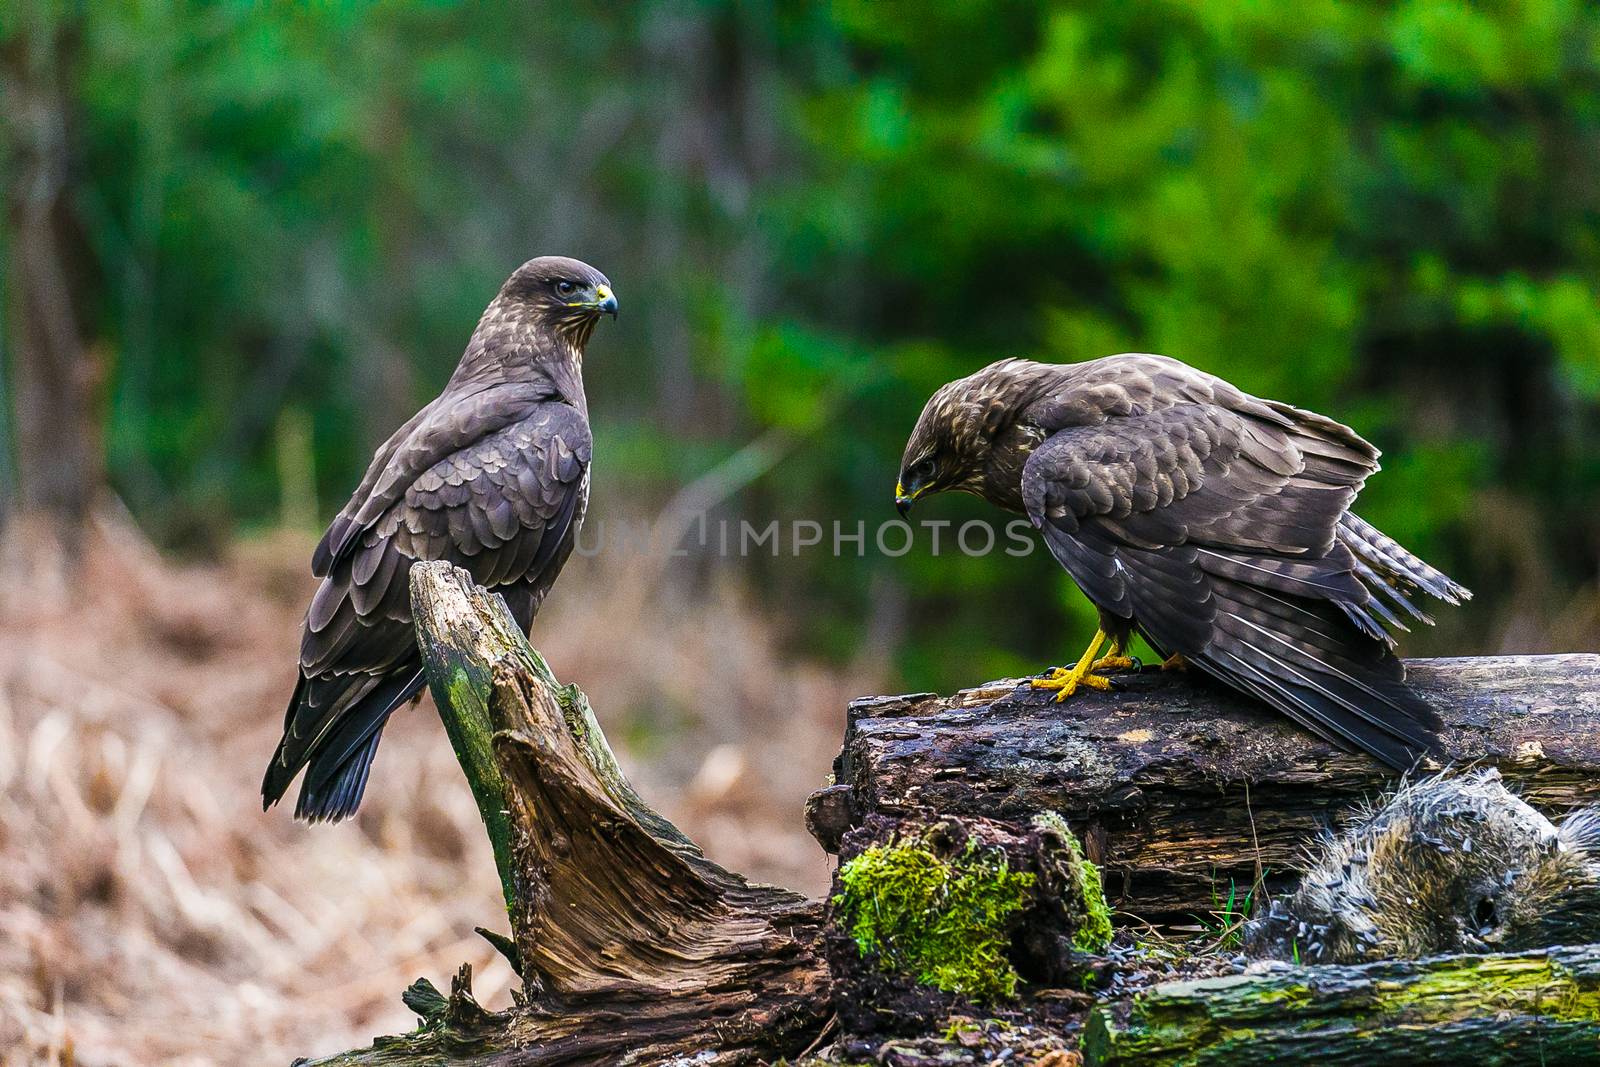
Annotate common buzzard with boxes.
[896,354,1469,769]
[262,256,616,820]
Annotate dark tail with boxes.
[261,665,426,822]
[1198,580,1444,771]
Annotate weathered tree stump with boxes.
[306,562,829,1066]
[824,811,1112,1044]
[810,655,1600,925]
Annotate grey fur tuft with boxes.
[1247,769,1600,963]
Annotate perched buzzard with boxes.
[262,256,616,821]
[895,354,1469,769]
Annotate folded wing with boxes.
[263,392,590,820]
[1021,391,1454,769]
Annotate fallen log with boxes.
[1083,944,1600,1066]
[811,655,1600,924]
[305,562,829,1067]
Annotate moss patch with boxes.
[835,835,1035,1001]
[1370,953,1600,1022]
[437,666,518,916]
[1034,811,1114,953]
[1083,949,1600,1064]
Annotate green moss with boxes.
[1083,949,1600,1064]
[834,835,1035,1001]
[435,666,518,916]
[1033,811,1114,954]
[1371,955,1600,1022]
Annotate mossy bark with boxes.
[834,832,1037,1001]
[1083,945,1600,1066]
[413,593,521,917]
[826,813,1112,1041]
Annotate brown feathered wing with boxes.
[1020,390,1458,768]
[262,383,590,820]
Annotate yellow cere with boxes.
[566,283,614,309]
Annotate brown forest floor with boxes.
[0,520,872,1067]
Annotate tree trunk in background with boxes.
[1,8,103,550]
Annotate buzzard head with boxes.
[896,358,1052,516]
[501,255,618,348]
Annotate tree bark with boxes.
[1,8,104,542]
[1083,944,1600,1066]
[305,562,829,1066]
[812,655,1600,924]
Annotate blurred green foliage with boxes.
[3,0,1598,690]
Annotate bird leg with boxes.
[1160,653,1189,672]
[1031,629,1118,702]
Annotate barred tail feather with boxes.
[296,730,383,822]
[1199,582,1444,771]
[1338,513,1470,632]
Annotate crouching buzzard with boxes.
[262,256,617,820]
[895,354,1469,769]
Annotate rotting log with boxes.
[810,655,1600,925]
[1082,944,1600,1066]
[304,562,829,1067]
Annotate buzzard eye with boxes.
[555,280,576,297]
[911,459,936,482]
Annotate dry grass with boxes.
[0,518,870,1066]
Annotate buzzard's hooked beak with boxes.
[894,480,915,518]
[572,284,618,318]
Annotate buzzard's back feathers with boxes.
[264,402,590,819]
[1000,354,1466,769]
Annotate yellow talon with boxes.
[1092,654,1139,672]
[1160,653,1189,672]
[1031,629,1121,703]
[1035,668,1115,701]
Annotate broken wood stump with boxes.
[810,655,1600,925]
[306,562,829,1066]
[825,811,1112,1042]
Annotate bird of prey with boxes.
[895,354,1470,770]
[262,256,616,821]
